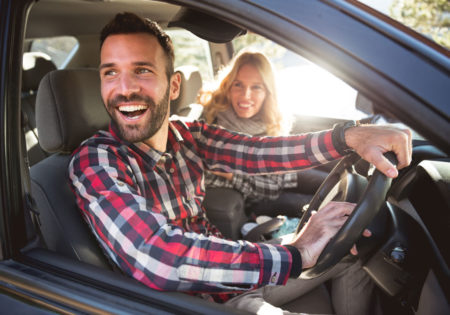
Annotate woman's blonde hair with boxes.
[200,50,285,136]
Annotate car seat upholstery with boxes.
[22,53,57,166]
[30,68,113,269]
[170,65,203,119]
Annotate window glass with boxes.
[30,36,78,69]
[358,0,450,49]
[166,29,213,84]
[232,33,364,120]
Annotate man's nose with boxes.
[118,73,140,96]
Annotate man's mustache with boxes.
[108,93,156,108]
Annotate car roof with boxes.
[26,0,179,39]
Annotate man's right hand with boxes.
[288,201,357,269]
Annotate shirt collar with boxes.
[108,121,184,162]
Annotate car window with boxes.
[232,33,365,120]
[358,0,450,50]
[166,29,214,85]
[29,36,78,69]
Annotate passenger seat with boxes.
[170,65,203,119]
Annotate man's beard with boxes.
[106,87,170,143]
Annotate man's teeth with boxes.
[119,105,148,112]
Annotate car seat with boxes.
[30,68,113,269]
[170,65,203,119]
[21,53,57,166]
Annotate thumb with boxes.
[367,149,398,178]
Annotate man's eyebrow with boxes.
[134,61,155,67]
[99,61,155,71]
[99,63,115,71]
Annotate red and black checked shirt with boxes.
[69,119,342,303]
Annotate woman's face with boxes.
[229,64,267,119]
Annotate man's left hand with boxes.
[345,125,412,178]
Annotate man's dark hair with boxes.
[100,12,175,78]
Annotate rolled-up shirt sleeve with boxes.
[190,120,341,175]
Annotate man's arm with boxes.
[188,120,342,175]
[188,120,411,179]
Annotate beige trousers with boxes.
[225,257,377,315]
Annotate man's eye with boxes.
[103,70,116,77]
[136,68,151,74]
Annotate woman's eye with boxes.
[232,82,242,88]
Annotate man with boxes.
[69,12,412,314]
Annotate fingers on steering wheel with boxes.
[370,149,399,178]
[350,244,358,256]
[388,128,412,171]
[397,128,412,169]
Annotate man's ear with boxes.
[169,71,181,101]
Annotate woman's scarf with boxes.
[215,108,267,136]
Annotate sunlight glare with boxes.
[276,64,362,120]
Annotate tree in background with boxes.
[390,0,450,48]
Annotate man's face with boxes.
[99,33,170,143]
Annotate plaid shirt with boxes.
[69,120,341,303]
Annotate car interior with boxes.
[6,0,449,313]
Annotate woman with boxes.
[200,51,327,218]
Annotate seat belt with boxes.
[20,108,46,252]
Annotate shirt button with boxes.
[169,168,174,173]
[117,181,124,187]
[270,273,277,284]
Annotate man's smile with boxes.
[117,104,150,121]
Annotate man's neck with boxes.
[143,119,169,152]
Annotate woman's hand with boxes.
[210,171,233,181]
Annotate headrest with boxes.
[171,65,202,115]
[36,69,110,154]
[22,53,57,92]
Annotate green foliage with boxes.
[232,33,287,69]
[168,30,213,82]
[390,0,450,48]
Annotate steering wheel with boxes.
[297,152,397,279]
